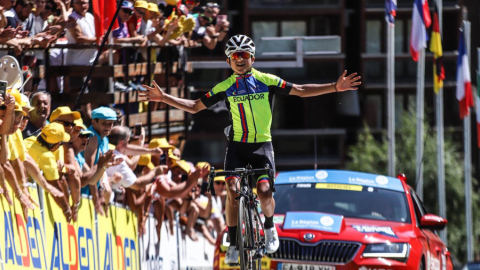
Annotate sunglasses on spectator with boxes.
[214,181,225,186]
[230,51,252,60]
[0,105,6,110]
[135,8,145,15]
[200,14,212,22]
[73,1,88,5]
[122,8,134,15]
[78,134,91,139]
[57,120,76,128]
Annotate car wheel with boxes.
[418,259,424,270]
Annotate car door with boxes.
[410,190,445,270]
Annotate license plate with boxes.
[279,263,335,270]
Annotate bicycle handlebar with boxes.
[207,165,275,195]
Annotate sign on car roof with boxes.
[276,170,404,192]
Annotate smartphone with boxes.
[159,153,167,165]
[216,15,227,26]
[134,123,142,136]
[0,80,7,100]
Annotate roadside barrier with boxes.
[0,184,214,270]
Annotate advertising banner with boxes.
[1,185,47,270]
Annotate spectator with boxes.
[113,1,146,45]
[65,0,108,66]
[5,0,34,28]
[106,126,164,192]
[23,91,51,138]
[49,106,84,220]
[28,122,72,221]
[18,93,64,198]
[184,0,201,15]
[148,138,174,167]
[191,9,218,50]
[211,173,226,235]
[128,0,148,39]
[83,106,117,214]
[168,159,199,241]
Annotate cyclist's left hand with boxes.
[141,80,165,102]
[335,70,362,91]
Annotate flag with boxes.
[429,1,445,93]
[410,0,431,61]
[476,72,480,147]
[456,28,473,119]
[92,0,119,44]
[385,0,397,24]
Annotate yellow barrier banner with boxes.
[44,193,97,270]
[0,185,48,270]
[97,205,139,270]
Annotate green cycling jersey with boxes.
[200,68,292,143]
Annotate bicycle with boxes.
[208,165,275,270]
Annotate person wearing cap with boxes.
[167,159,201,240]
[145,3,179,47]
[211,171,226,235]
[15,95,65,200]
[70,123,121,216]
[113,1,147,46]
[28,122,73,222]
[22,91,51,138]
[127,0,148,38]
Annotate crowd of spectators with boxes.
[0,90,227,242]
[1,0,230,243]
[0,0,230,92]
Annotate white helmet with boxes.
[225,35,255,57]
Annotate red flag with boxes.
[92,0,119,44]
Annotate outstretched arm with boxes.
[290,70,361,97]
[141,81,206,114]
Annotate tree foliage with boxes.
[346,108,480,266]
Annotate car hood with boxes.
[274,213,415,244]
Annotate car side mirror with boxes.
[420,214,448,230]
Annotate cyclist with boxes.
[142,34,361,264]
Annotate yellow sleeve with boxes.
[8,135,19,161]
[39,152,60,181]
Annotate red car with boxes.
[213,169,452,270]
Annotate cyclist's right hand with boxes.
[141,80,165,102]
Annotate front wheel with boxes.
[238,196,254,270]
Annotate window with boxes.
[281,21,307,36]
[366,20,382,53]
[364,95,383,128]
[252,21,278,47]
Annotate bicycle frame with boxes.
[207,165,275,269]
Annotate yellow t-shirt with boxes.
[23,135,37,151]
[8,135,19,161]
[11,129,26,162]
[28,141,60,181]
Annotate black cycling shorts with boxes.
[224,141,275,183]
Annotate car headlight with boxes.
[363,243,409,261]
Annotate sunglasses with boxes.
[134,8,145,15]
[57,120,76,128]
[214,181,225,186]
[78,134,90,139]
[0,105,6,110]
[200,14,212,22]
[230,51,252,60]
[122,8,133,15]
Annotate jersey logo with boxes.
[233,94,265,102]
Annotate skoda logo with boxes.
[303,233,315,242]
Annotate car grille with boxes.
[267,239,361,263]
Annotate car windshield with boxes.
[273,183,411,223]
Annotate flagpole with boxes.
[463,20,473,262]
[435,0,447,244]
[387,18,395,177]
[416,47,425,200]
